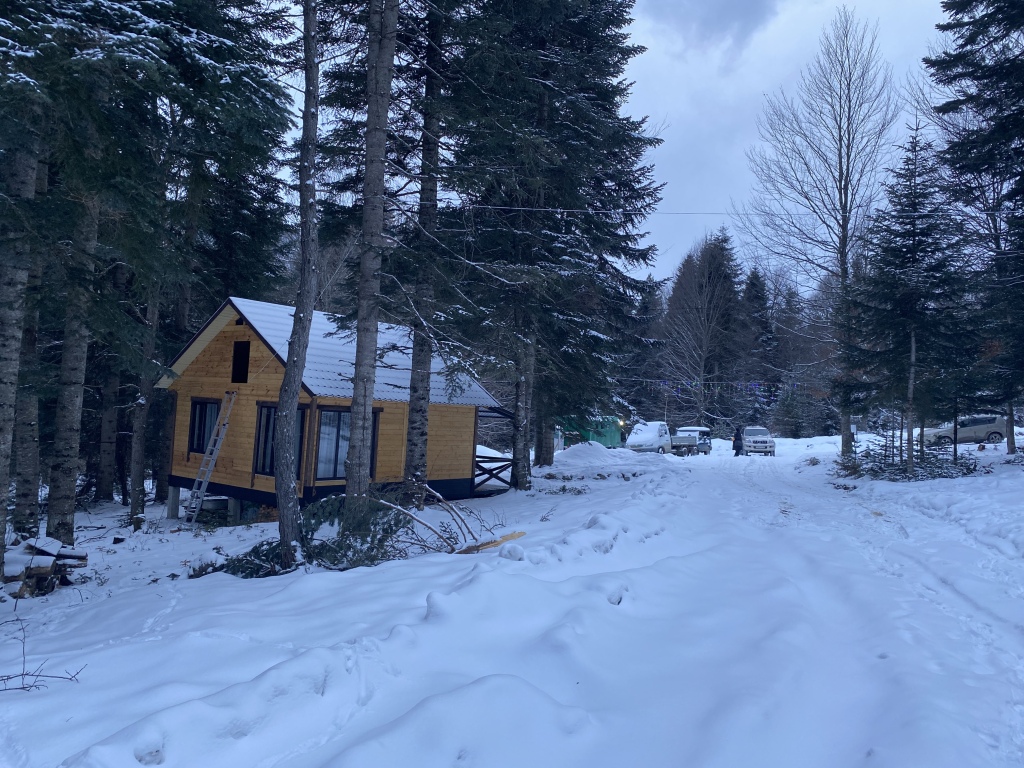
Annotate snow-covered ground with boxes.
[3,437,1024,767]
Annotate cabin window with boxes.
[315,410,379,481]
[188,400,220,454]
[231,341,250,383]
[253,405,305,478]
[316,410,350,480]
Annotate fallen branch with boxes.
[1,618,85,692]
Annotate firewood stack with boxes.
[2,537,88,598]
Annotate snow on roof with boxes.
[230,297,499,407]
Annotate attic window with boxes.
[231,341,250,383]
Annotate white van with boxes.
[626,421,672,454]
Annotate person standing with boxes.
[733,426,743,457]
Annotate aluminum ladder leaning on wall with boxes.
[183,390,237,524]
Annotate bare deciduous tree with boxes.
[736,6,899,455]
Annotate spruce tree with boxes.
[926,0,1024,452]
[849,129,968,471]
[445,0,661,482]
[662,230,741,427]
[926,0,1024,201]
[736,267,780,424]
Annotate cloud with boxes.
[633,0,783,49]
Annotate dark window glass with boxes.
[232,341,250,383]
[253,405,304,478]
[188,401,220,454]
[316,410,379,481]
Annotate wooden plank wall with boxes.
[426,405,475,480]
[168,314,480,500]
[168,313,310,496]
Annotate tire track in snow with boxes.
[729,453,1024,764]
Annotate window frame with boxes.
[315,407,380,481]
[252,402,306,478]
[187,398,221,455]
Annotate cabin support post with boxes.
[167,485,180,519]
[228,497,242,525]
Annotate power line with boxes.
[444,204,1024,218]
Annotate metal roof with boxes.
[194,297,498,407]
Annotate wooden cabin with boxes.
[157,297,500,516]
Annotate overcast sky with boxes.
[624,0,949,282]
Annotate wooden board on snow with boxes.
[24,537,64,557]
[56,547,88,561]
[457,530,525,555]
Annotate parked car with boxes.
[924,414,1007,446]
[671,426,712,456]
[741,426,775,456]
[626,421,671,454]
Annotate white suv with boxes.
[924,414,1007,446]
[741,426,776,456]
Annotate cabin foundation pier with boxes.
[167,485,180,519]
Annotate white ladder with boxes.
[184,391,237,524]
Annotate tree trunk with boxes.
[533,389,555,467]
[346,0,400,502]
[129,294,160,530]
[47,199,98,545]
[404,297,433,505]
[838,280,856,458]
[0,139,38,572]
[275,0,321,570]
[151,392,170,504]
[95,369,120,502]
[12,264,40,539]
[1006,401,1016,455]
[0,263,28,504]
[905,329,916,474]
[952,401,959,463]
[403,4,443,508]
[116,433,130,506]
[156,393,175,503]
[511,333,536,490]
[96,264,128,501]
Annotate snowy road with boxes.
[2,437,1024,767]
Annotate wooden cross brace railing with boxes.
[473,455,513,491]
